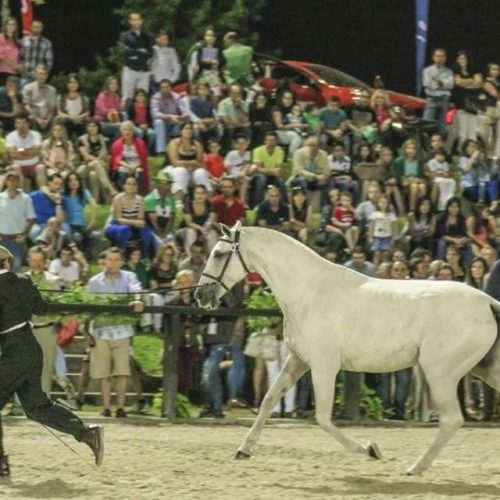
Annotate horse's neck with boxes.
[242,228,358,312]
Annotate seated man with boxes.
[6,112,43,190]
[144,171,177,248]
[178,240,206,283]
[150,79,189,155]
[344,245,376,277]
[48,243,89,288]
[251,130,287,207]
[35,217,73,260]
[290,136,329,201]
[217,84,251,149]
[212,177,246,228]
[29,173,67,242]
[255,185,290,234]
[319,96,347,147]
[344,90,377,152]
[327,141,360,204]
[22,64,56,132]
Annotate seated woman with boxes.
[434,197,469,259]
[38,121,75,187]
[249,91,273,148]
[57,73,90,138]
[177,184,218,256]
[395,138,427,213]
[148,242,179,333]
[444,244,466,282]
[352,141,377,202]
[408,196,437,254]
[93,76,123,140]
[377,147,405,216]
[126,88,155,152]
[459,139,498,204]
[465,204,496,257]
[77,120,117,202]
[105,175,153,257]
[289,186,312,244]
[163,122,211,205]
[110,121,149,194]
[62,172,98,257]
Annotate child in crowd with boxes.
[331,191,359,253]
[204,139,227,189]
[223,133,252,205]
[283,103,309,138]
[303,103,322,136]
[425,147,456,211]
[127,89,154,151]
[368,194,398,266]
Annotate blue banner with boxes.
[415,0,429,95]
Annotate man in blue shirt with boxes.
[29,173,67,242]
[88,247,145,418]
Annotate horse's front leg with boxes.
[235,351,308,459]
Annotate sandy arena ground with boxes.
[1,419,500,499]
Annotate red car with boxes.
[255,53,425,114]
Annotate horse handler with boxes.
[0,246,103,476]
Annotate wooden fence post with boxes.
[162,313,180,420]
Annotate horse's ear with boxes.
[220,224,232,239]
[232,220,242,232]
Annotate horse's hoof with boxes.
[367,442,382,460]
[405,466,422,476]
[234,450,251,460]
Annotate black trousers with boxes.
[0,325,86,454]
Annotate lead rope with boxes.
[41,425,95,467]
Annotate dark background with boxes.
[13,0,500,95]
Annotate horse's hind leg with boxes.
[406,370,463,475]
[235,351,308,459]
[311,365,381,458]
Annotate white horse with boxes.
[195,222,500,475]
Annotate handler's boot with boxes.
[81,425,104,466]
[0,455,10,477]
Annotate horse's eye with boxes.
[214,251,226,259]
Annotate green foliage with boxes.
[133,334,163,376]
[335,375,384,421]
[153,391,192,418]
[244,287,280,332]
[43,285,138,327]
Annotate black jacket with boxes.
[0,272,48,332]
[119,30,153,72]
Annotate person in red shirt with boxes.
[331,191,359,253]
[204,139,227,189]
[212,177,246,228]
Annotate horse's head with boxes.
[195,221,249,310]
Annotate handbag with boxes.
[57,317,79,348]
[244,330,278,361]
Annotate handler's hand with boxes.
[130,300,145,313]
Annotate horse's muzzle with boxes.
[195,286,218,310]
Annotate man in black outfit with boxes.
[0,246,103,476]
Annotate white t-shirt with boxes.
[427,158,450,176]
[48,259,80,284]
[6,130,42,166]
[224,150,251,176]
[369,210,396,238]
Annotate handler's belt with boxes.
[33,322,55,329]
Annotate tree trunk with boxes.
[1,0,11,23]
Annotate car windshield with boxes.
[307,64,370,89]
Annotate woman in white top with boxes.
[57,73,90,138]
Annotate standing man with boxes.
[88,247,145,418]
[119,12,153,106]
[222,32,253,87]
[423,48,454,134]
[0,246,103,476]
[0,170,35,271]
[19,19,53,86]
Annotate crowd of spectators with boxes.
[1,11,500,421]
